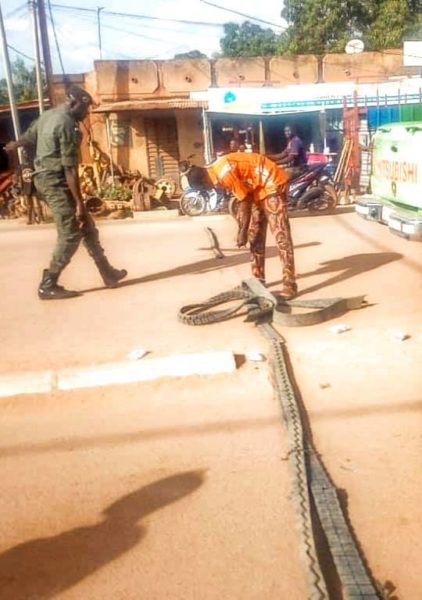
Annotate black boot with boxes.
[93,256,127,287]
[38,269,81,300]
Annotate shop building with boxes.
[196,77,422,193]
[87,51,419,190]
[1,49,419,192]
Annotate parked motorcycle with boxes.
[288,163,338,214]
[179,158,337,218]
[179,186,234,216]
[179,159,234,216]
[228,163,338,218]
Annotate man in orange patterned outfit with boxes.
[183,152,297,299]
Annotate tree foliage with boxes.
[0,58,39,105]
[281,0,370,54]
[219,1,422,57]
[174,50,207,59]
[281,0,422,54]
[220,21,278,57]
[365,0,422,50]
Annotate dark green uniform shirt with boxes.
[23,105,80,180]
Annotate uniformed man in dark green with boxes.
[6,85,127,299]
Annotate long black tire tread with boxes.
[178,288,256,325]
[178,281,381,599]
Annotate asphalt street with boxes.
[0,210,421,599]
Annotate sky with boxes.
[0,0,287,77]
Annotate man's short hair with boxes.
[184,165,211,190]
[67,84,93,105]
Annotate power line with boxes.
[47,0,66,75]
[6,44,38,63]
[50,7,221,54]
[61,7,206,38]
[100,20,191,46]
[199,0,287,30]
[58,9,191,48]
[58,12,174,50]
[5,3,28,19]
[3,7,30,31]
[50,3,225,28]
[58,16,222,64]
[7,2,419,79]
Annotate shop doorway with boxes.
[145,117,180,182]
[209,116,259,154]
[208,110,343,159]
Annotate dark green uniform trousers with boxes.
[35,173,106,275]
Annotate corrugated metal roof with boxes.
[93,98,208,112]
[0,99,50,114]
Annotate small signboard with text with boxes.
[200,78,422,115]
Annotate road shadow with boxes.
[268,252,402,296]
[0,416,279,459]
[0,471,204,600]
[1,397,419,461]
[334,213,422,275]
[80,241,321,294]
[288,205,356,219]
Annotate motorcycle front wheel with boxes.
[179,190,207,216]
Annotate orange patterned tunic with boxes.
[206,152,289,202]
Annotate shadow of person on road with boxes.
[0,470,204,600]
[268,252,402,297]
[80,242,321,294]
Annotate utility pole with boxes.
[37,0,55,106]
[97,7,104,59]
[29,0,44,113]
[0,2,21,138]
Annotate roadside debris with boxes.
[245,351,266,362]
[391,331,410,342]
[328,323,350,334]
[127,348,148,361]
[340,465,356,472]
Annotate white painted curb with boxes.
[0,351,236,398]
[0,371,55,398]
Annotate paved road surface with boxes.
[0,211,421,599]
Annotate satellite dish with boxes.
[345,39,365,54]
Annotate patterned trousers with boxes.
[236,189,296,289]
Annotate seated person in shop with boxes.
[229,139,239,152]
[269,125,307,179]
[228,139,246,153]
[180,151,297,300]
